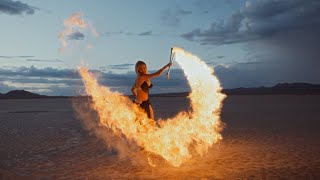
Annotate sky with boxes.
[0,0,319,95]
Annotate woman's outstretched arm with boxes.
[142,63,172,80]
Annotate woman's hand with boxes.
[146,62,173,78]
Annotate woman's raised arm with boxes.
[141,63,172,80]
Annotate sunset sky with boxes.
[0,0,319,95]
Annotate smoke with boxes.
[58,13,99,53]
[72,97,149,166]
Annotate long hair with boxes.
[135,61,147,75]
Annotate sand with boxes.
[0,95,320,179]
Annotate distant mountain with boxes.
[150,83,320,97]
[1,83,320,99]
[150,92,189,97]
[0,90,46,99]
[222,83,320,95]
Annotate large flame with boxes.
[78,47,226,167]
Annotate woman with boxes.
[131,61,172,120]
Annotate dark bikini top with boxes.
[140,81,153,93]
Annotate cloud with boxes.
[0,56,63,63]
[0,65,79,78]
[213,58,319,89]
[98,69,190,94]
[105,30,156,37]
[0,0,37,15]
[181,0,320,85]
[0,66,191,96]
[138,31,153,36]
[0,55,34,59]
[0,66,81,95]
[213,62,280,88]
[0,56,12,59]
[26,59,63,63]
[193,0,231,14]
[161,6,192,27]
[182,0,320,45]
[2,62,317,96]
[67,31,85,40]
[106,63,135,70]
[17,55,34,58]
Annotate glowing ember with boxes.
[78,47,226,167]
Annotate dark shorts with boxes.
[139,99,152,119]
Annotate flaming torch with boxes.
[166,48,175,79]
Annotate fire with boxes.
[78,47,226,167]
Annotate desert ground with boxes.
[0,95,320,179]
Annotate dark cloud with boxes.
[26,59,63,63]
[68,31,85,40]
[106,30,157,37]
[0,56,63,63]
[0,56,12,58]
[0,0,37,15]
[161,6,192,27]
[214,58,319,89]
[106,63,135,70]
[0,66,81,95]
[181,28,199,41]
[182,0,320,45]
[3,62,315,96]
[233,61,264,66]
[98,68,190,94]
[17,55,34,58]
[0,66,190,96]
[0,55,34,59]
[105,31,136,36]
[181,0,320,86]
[0,76,79,86]
[138,31,153,36]
[193,0,230,14]
[0,65,79,78]
[214,64,268,88]
[177,9,192,15]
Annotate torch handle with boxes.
[166,48,174,79]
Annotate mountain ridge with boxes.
[1,83,320,99]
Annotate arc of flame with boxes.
[78,47,226,167]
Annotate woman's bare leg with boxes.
[149,105,154,120]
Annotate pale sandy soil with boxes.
[0,95,319,179]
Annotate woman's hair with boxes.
[135,61,147,75]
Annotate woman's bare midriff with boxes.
[136,89,148,102]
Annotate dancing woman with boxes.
[131,61,172,120]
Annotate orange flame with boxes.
[78,47,226,167]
